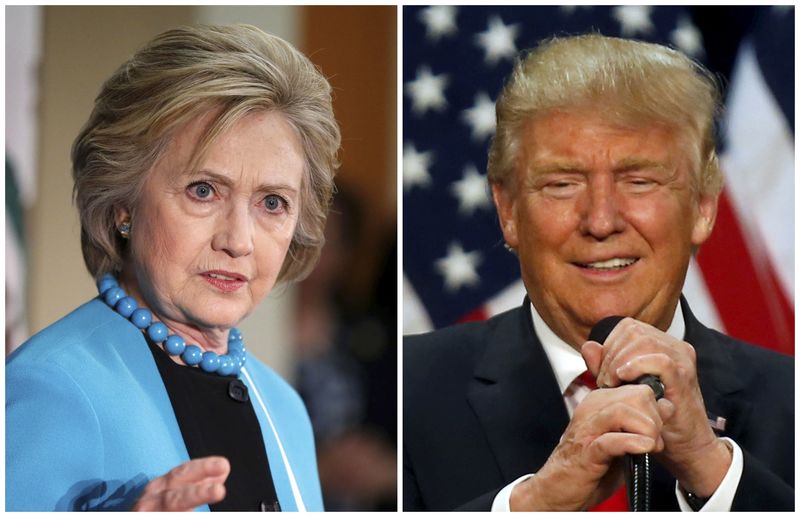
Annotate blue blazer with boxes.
[6,298,323,511]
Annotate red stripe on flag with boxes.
[458,306,489,323]
[696,189,794,356]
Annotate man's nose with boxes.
[578,176,625,239]
[212,202,255,258]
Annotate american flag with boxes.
[402,6,794,356]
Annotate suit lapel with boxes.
[466,298,570,481]
[680,297,752,440]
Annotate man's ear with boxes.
[491,182,518,249]
[691,192,719,247]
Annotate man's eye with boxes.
[264,194,287,212]
[625,177,657,190]
[543,181,580,197]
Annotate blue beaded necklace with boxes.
[96,273,246,377]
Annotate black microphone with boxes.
[589,315,663,512]
[589,316,664,400]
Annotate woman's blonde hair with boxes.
[72,24,340,283]
[488,34,723,197]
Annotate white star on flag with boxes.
[405,66,449,115]
[475,16,520,65]
[435,242,483,292]
[403,142,434,191]
[451,164,492,215]
[461,92,496,141]
[671,15,705,57]
[560,6,593,15]
[419,5,458,42]
[613,6,654,37]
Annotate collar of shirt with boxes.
[529,302,687,396]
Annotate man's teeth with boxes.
[583,258,637,270]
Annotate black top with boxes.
[147,339,280,511]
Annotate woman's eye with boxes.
[263,194,287,213]
[189,182,215,200]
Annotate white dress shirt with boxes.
[491,303,743,511]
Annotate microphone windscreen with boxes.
[588,315,624,344]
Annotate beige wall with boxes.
[32,6,196,332]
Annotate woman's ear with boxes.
[113,206,131,227]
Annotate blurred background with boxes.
[403,6,794,358]
[6,5,396,511]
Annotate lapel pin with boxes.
[708,415,727,432]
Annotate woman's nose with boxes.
[211,203,255,258]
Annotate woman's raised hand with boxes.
[132,456,230,511]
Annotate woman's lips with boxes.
[201,271,247,292]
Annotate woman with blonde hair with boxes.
[7,24,339,511]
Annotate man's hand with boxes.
[582,318,732,497]
[510,384,671,510]
[132,456,230,511]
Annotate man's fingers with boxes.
[146,456,230,493]
[572,385,666,469]
[587,433,658,465]
[609,352,672,388]
[587,401,663,446]
[657,397,676,422]
[581,340,603,378]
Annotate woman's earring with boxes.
[118,221,131,239]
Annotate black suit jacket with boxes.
[403,298,794,510]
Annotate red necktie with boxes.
[578,371,598,390]
[576,371,629,512]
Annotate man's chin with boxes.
[571,299,642,328]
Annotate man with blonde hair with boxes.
[404,34,793,511]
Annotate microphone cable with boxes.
[625,451,651,511]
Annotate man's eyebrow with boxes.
[612,157,672,173]
[527,161,588,176]
[526,158,673,177]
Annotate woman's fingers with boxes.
[144,456,230,493]
[135,482,226,511]
[133,456,230,511]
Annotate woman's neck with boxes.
[117,273,231,356]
